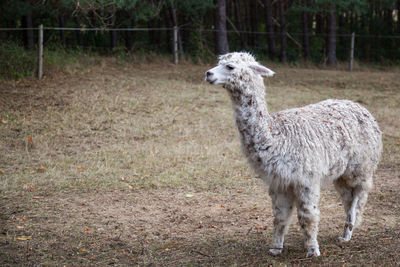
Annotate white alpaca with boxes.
[205,52,382,257]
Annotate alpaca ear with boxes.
[249,64,275,77]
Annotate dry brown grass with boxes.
[0,57,399,265]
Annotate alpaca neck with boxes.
[228,80,274,151]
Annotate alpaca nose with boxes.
[206,71,212,77]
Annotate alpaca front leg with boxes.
[268,188,295,255]
[295,185,321,257]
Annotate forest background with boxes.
[1,0,400,79]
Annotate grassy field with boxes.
[1,57,400,266]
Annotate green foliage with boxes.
[0,41,36,79]
[172,0,215,24]
[0,41,83,80]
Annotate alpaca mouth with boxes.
[207,78,217,84]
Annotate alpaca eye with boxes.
[226,64,235,70]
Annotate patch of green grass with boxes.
[0,41,37,79]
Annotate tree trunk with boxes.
[155,18,162,48]
[215,0,229,54]
[23,5,34,50]
[244,0,253,46]
[249,0,258,45]
[124,30,133,51]
[315,12,324,35]
[110,8,117,49]
[264,0,276,59]
[59,15,67,47]
[338,12,345,57]
[326,5,337,66]
[0,6,7,40]
[74,17,83,46]
[180,16,190,53]
[110,30,117,49]
[148,19,155,48]
[398,1,400,33]
[278,0,287,63]
[233,0,246,49]
[301,1,310,60]
[163,8,173,52]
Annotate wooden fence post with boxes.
[349,32,355,72]
[38,24,43,79]
[173,26,178,64]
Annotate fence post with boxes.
[349,32,355,72]
[38,24,43,79]
[173,26,178,64]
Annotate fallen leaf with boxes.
[237,189,243,193]
[17,236,32,241]
[28,137,33,142]
[16,225,24,229]
[322,250,328,255]
[122,249,127,254]
[220,204,225,207]
[255,225,264,230]
[32,196,42,199]
[0,169,4,174]
[19,217,28,222]
[185,194,194,198]
[128,184,133,189]
[1,119,7,124]
[37,166,46,172]
[23,183,30,190]
[84,228,90,232]
[81,249,87,252]
[77,166,84,172]
[249,205,257,211]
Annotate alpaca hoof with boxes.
[269,248,282,256]
[338,236,351,242]
[306,248,320,257]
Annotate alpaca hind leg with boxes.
[339,194,359,242]
[295,185,321,257]
[268,187,295,255]
[335,176,372,242]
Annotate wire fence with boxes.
[1,26,400,79]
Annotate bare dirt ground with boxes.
[1,58,400,266]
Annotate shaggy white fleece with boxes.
[205,52,382,257]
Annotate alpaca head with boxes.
[205,52,275,86]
